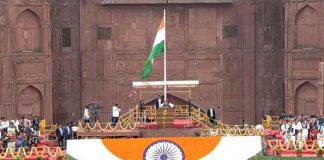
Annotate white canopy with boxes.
[132,80,199,89]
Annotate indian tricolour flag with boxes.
[141,16,165,80]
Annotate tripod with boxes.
[86,102,102,123]
[93,108,100,122]
[90,103,103,122]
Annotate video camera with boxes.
[94,104,104,110]
[86,102,104,110]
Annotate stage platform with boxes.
[77,130,141,138]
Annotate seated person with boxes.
[29,134,38,148]
[0,141,3,153]
[1,135,10,148]
[33,129,41,137]
[7,139,15,151]
[280,121,289,135]
[291,121,297,135]
[296,129,304,148]
[16,133,25,149]
[283,130,291,144]
[310,126,319,141]
[296,129,303,141]
[319,121,324,131]
[290,129,296,142]
[302,127,308,141]
[22,137,30,150]
[318,129,324,148]
[7,123,16,137]
[296,120,302,132]
[16,141,23,149]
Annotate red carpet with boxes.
[173,119,191,128]
[140,122,159,129]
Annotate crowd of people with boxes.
[0,116,41,152]
[278,113,324,148]
[0,116,79,151]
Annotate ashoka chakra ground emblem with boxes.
[143,140,185,160]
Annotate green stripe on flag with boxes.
[141,40,164,80]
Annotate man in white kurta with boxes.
[1,119,9,134]
[112,104,121,126]
[84,106,90,123]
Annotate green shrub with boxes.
[14,155,24,160]
[275,148,283,156]
[316,148,323,157]
[295,148,303,157]
[57,155,64,160]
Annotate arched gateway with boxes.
[17,85,43,119]
[295,82,318,116]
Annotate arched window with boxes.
[15,9,42,52]
[295,6,320,49]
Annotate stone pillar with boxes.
[318,62,324,115]
[319,62,324,83]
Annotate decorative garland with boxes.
[267,140,320,151]
[0,146,63,159]
[200,127,264,136]
[78,121,139,131]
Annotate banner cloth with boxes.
[67,136,261,160]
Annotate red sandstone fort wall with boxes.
[0,0,321,124]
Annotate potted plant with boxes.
[57,155,64,160]
[275,148,283,156]
[316,148,323,157]
[14,155,24,160]
[295,148,303,157]
[194,130,201,136]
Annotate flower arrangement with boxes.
[14,155,24,160]
[275,148,283,156]
[316,148,323,157]
[295,148,303,157]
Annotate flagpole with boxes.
[163,9,167,102]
